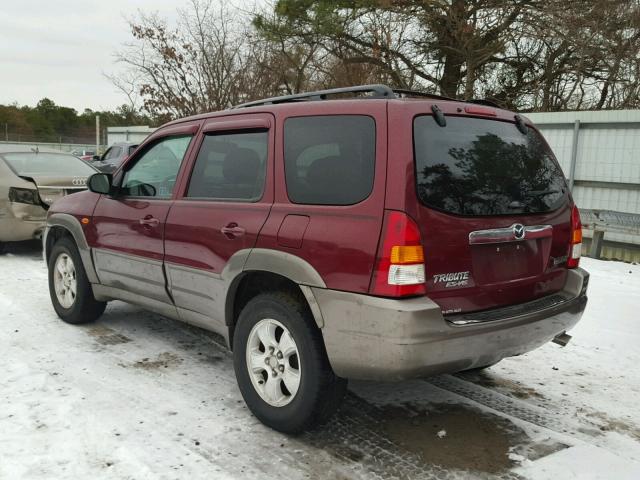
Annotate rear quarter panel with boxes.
[0,161,48,241]
[254,101,388,293]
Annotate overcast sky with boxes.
[0,0,186,112]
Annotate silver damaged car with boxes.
[0,147,96,253]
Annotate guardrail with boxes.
[580,208,640,258]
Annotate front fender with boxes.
[45,213,99,284]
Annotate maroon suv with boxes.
[43,85,589,433]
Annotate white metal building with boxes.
[527,110,640,261]
[106,126,156,145]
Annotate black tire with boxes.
[0,241,5,255]
[233,291,347,434]
[48,236,106,324]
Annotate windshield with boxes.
[1,152,96,177]
[413,116,567,216]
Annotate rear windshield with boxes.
[1,153,96,177]
[413,116,567,216]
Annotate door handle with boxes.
[139,216,160,227]
[221,223,246,238]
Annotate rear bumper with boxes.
[314,268,589,381]
[0,206,47,242]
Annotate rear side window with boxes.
[414,116,567,216]
[284,115,375,205]
[187,131,267,201]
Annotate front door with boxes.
[92,126,198,303]
[163,114,274,326]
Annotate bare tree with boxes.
[112,1,265,117]
[111,0,640,116]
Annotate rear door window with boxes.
[187,131,267,201]
[284,115,375,205]
[414,116,567,216]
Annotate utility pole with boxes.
[95,115,100,154]
[4,123,7,142]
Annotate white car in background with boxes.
[0,147,96,253]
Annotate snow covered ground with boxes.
[1,241,639,480]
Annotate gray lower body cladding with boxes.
[315,268,589,381]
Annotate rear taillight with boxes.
[9,187,40,205]
[370,211,426,297]
[567,205,582,268]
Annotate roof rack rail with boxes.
[392,88,457,102]
[232,84,395,109]
[231,83,503,110]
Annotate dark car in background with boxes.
[70,149,96,161]
[0,147,96,253]
[89,142,138,173]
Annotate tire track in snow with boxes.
[426,375,609,447]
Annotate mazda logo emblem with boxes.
[72,178,87,186]
[513,223,525,240]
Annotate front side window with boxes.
[120,135,192,198]
[284,115,376,205]
[414,116,567,216]
[187,131,268,201]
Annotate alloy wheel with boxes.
[246,318,301,407]
[53,253,77,309]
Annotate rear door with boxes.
[390,102,572,314]
[91,123,199,303]
[163,114,274,326]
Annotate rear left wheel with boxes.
[233,292,347,434]
[48,236,106,324]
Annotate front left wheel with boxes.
[233,292,347,434]
[48,236,106,324]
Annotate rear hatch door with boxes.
[410,110,572,314]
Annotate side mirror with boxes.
[87,173,112,194]
[92,155,101,161]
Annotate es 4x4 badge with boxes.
[432,271,470,288]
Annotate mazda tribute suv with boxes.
[44,85,589,433]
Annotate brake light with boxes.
[9,187,40,205]
[370,211,426,297]
[464,106,497,116]
[567,205,582,268]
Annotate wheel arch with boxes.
[223,249,327,347]
[45,213,99,284]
